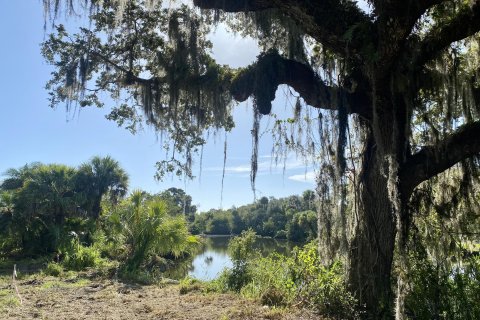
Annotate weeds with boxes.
[212,233,358,318]
[43,262,63,277]
[179,276,204,294]
[0,295,20,312]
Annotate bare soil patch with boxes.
[0,276,317,320]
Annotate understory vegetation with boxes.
[0,157,199,283]
[202,230,357,319]
[182,230,480,320]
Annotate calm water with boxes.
[187,236,299,281]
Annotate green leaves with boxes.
[103,190,200,272]
[0,156,129,255]
[42,1,235,180]
[76,156,129,218]
[228,229,257,262]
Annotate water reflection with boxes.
[189,239,233,280]
[180,236,300,281]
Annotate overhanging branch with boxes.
[412,0,480,68]
[192,0,273,12]
[373,0,446,17]
[194,0,374,57]
[229,51,371,117]
[400,121,480,197]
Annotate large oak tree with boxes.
[42,0,480,317]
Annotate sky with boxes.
[0,1,316,211]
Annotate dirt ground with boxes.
[0,275,317,320]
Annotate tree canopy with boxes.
[41,0,480,318]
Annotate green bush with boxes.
[293,250,357,318]
[179,276,204,294]
[43,262,64,277]
[210,230,257,292]
[102,191,200,273]
[240,252,296,305]
[63,244,105,271]
[227,230,257,291]
[91,229,127,261]
[213,240,358,318]
[406,253,480,319]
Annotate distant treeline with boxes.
[191,191,318,243]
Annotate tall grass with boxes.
[213,232,358,318]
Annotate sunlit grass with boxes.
[40,278,90,290]
[0,289,20,312]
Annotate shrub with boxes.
[44,262,64,277]
[287,242,357,318]
[214,240,358,318]
[91,229,127,261]
[63,244,105,271]
[103,191,200,272]
[179,277,204,294]
[240,252,296,305]
[228,229,257,262]
[226,230,257,291]
[406,253,480,319]
[226,262,251,292]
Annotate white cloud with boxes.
[288,171,317,184]
[205,155,311,175]
[208,23,260,69]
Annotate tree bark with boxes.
[349,130,397,318]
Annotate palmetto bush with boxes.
[102,190,200,273]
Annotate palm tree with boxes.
[1,163,78,253]
[76,156,129,219]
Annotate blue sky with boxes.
[0,1,316,211]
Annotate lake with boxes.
[185,236,300,281]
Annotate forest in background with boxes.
[0,156,317,260]
[192,191,317,243]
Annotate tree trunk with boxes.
[349,131,397,318]
[92,196,102,219]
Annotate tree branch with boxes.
[194,0,374,57]
[413,0,480,67]
[229,51,371,117]
[389,0,447,39]
[400,121,480,197]
[373,0,445,17]
[372,0,448,77]
[192,0,274,12]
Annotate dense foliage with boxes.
[0,158,199,281]
[0,156,127,255]
[99,190,199,273]
[192,190,317,243]
[210,231,358,319]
